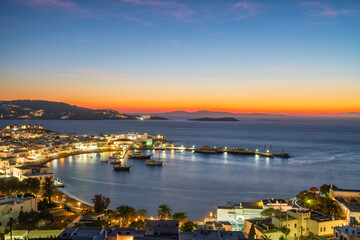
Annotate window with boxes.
[294,234,296,237]
[21,206,23,209]
[324,227,326,232]
[294,224,297,228]
[320,228,322,232]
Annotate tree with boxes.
[137,209,148,219]
[279,236,287,240]
[116,205,137,227]
[157,204,172,220]
[15,210,53,231]
[181,221,197,232]
[129,220,146,229]
[280,226,290,238]
[43,177,54,203]
[248,223,256,239]
[172,212,189,225]
[262,234,271,240]
[22,178,40,195]
[104,209,118,226]
[92,194,111,213]
[82,209,95,218]
[261,208,275,218]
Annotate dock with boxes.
[130,145,290,158]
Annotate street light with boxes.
[78,202,81,208]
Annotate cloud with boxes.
[232,1,262,19]
[12,0,98,18]
[121,16,151,26]
[121,0,194,21]
[301,1,359,16]
[273,64,340,73]
[71,69,106,73]
[0,70,32,75]
[60,74,130,81]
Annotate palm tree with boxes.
[116,205,136,226]
[43,177,53,203]
[104,209,117,226]
[172,212,189,225]
[157,204,172,220]
[137,209,148,219]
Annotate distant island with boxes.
[188,117,239,122]
[0,100,167,120]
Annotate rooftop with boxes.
[335,227,360,236]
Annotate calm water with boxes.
[1,118,360,220]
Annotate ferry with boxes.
[128,151,151,159]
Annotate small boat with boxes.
[145,152,164,166]
[128,151,152,159]
[112,164,131,171]
[109,153,121,159]
[110,159,122,164]
[100,158,108,162]
[145,160,164,166]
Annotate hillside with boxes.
[0,100,166,120]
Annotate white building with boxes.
[0,196,37,233]
[12,165,54,185]
[217,199,295,230]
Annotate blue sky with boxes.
[0,0,359,113]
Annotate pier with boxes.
[131,145,290,158]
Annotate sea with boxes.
[1,118,360,220]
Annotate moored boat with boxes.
[112,164,131,171]
[128,151,152,159]
[110,159,122,164]
[100,158,108,162]
[145,160,164,166]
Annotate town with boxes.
[0,124,359,240]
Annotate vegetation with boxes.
[280,226,290,238]
[116,205,137,227]
[319,184,337,196]
[172,212,189,225]
[82,209,95,218]
[261,234,271,240]
[14,210,53,231]
[0,177,40,196]
[137,209,148,219]
[297,189,344,218]
[42,177,54,203]
[180,221,197,232]
[248,223,256,239]
[129,220,146,229]
[157,204,173,220]
[92,194,111,212]
[38,198,57,211]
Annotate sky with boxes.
[0,0,359,114]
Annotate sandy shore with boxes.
[53,188,93,211]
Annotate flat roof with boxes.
[332,188,360,193]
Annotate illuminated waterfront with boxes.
[1,118,360,220]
